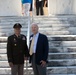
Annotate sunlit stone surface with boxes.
[48,0,76,15]
[0,0,22,16]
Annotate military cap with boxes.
[13,23,22,28]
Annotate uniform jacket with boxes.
[7,34,29,64]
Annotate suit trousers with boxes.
[36,1,44,15]
[32,54,46,75]
[11,64,24,75]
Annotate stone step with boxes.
[0,53,51,61]
[49,46,76,53]
[0,67,75,75]
[0,61,31,68]
[48,61,76,67]
[48,37,76,41]
[0,60,76,68]
[38,24,71,27]
[0,21,28,24]
[48,54,76,59]
[32,20,68,24]
[0,37,7,42]
[49,41,76,47]
[40,31,76,35]
[1,46,76,54]
[0,21,28,25]
[0,49,6,54]
[0,31,27,37]
[0,16,29,19]
[0,67,51,75]
[0,38,73,44]
[33,15,76,19]
[0,68,33,75]
[0,25,28,29]
[0,19,28,22]
[33,17,68,21]
[0,28,27,32]
[0,16,68,20]
[0,29,76,36]
[0,18,68,23]
[33,16,68,19]
[47,67,76,74]
[39,27,70,31]
[0,53,76,61]
[33,15,76,18]
[0,17,29,22]
[0,16,75,24]
[0,27,73,32]
[1,35,76,43]
[0,43,6,49]
[49,59,76,61]
[0,23,75,28]
[0,23,72,27]
[50,27,76,31]
[1,41,76,49]
[49,52,76,55]
[2,26,76,32]
[0,33,10,37]
[0,23,74,28]
[1,47,76,54]
[48,35,76,37]
[41,31,70,35]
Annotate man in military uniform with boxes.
[7,23,29,75]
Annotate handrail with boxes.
[26,11,31,75]
[27,15,31,47]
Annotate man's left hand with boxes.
[40,60,46,67]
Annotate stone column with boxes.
[0,0,22,16]
[48,0,76,15]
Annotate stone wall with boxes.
[0,0,22,16]
[48,0,76,15]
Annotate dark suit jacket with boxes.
[29,33,49,65]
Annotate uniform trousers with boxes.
[11,64,24,75]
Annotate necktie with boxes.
[29,37,34,55]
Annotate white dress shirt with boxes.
[33,33,39,53]
[39,0,42,1]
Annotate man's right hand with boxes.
[9,62,13,67]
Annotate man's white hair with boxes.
[31,23,39,27]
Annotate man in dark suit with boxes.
[35,0,44,15]
[29,23,49,75]
[7,23,29,75]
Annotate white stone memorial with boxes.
[48,0,76,15]
[0,0,22,16]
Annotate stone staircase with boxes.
[0,15,76,75]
